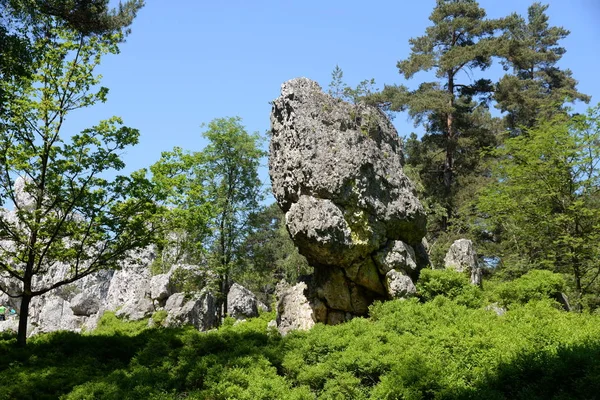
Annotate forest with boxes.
[0,0,599,399]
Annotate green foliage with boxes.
[236,203,312,303]
[495,3,590,133]
[92,312,149,337]
[372,0,505,235]
[151,117,265,321]
[417,268,483,308]
[151,310,168,326]
[477,107,600,309]
[1,298,600,399]
[0,0,143,111]
[0,12,155,346]
[327,64,378,104]
[494,270,566,309]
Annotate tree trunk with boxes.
[17,293,31,347]
[442,73,456,231]
[222,273,229,318]
[574,266,583,312]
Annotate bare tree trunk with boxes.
[17,293,31,347]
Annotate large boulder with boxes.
[444,239,482,286]
[30,297,86,335]
[269,78,428,323]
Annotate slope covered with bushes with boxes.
[2,276,599,400]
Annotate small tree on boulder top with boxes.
[0,11,156,346]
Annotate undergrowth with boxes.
[1,275,599,399]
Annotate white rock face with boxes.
[105,249,154,310]
[0,318,18,333]
[150,273,172,302]
[14,176,36,210]
[444,239,482,286]
[227,283,260,319]
[385,270,417,298]
[275,282,315,336]
[70,291,101,316]
[163,290,216,331]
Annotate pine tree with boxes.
[374,0,505,234]
[495,2,590,134]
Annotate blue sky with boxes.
[66,0,600,198]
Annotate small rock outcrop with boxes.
[227,283,261,320]
[275,282,315,336]
[444,239,482,286]
[269,78,428,324]
[163,290,216,331]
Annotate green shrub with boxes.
[417,268,483,308]
[91,311,149,336]
[152,310,168,326]
[494,269,566,308]
[2,295,600,399]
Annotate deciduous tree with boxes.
[0,15,155,346]
[477,106,600,310]
[151,117,265,322]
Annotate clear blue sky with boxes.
[66,0,600,199]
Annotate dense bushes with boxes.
[416,268,483,307]
[2,294,600,399]
[493,270,566,308]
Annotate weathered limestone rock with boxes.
[163,290,216,331]
[14,176,36,210]
[227,283,260,319]
[30,297,86,335]
[0,318,18,333]
[269,78,428,323]
[385,270,417,298]
[275,282,315,335]
[115,297,154,321]
[70,291,101,316]
[105,250,153,310]
[150,273,172,303]
[444,239,482,286]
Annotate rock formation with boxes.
[0,177,273,336]
[444,239,482,286]
[0,241,220,335]
[0,251,265,335]
[269,78,428,324]
[227,283,268,320]
[275,281,315,336]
